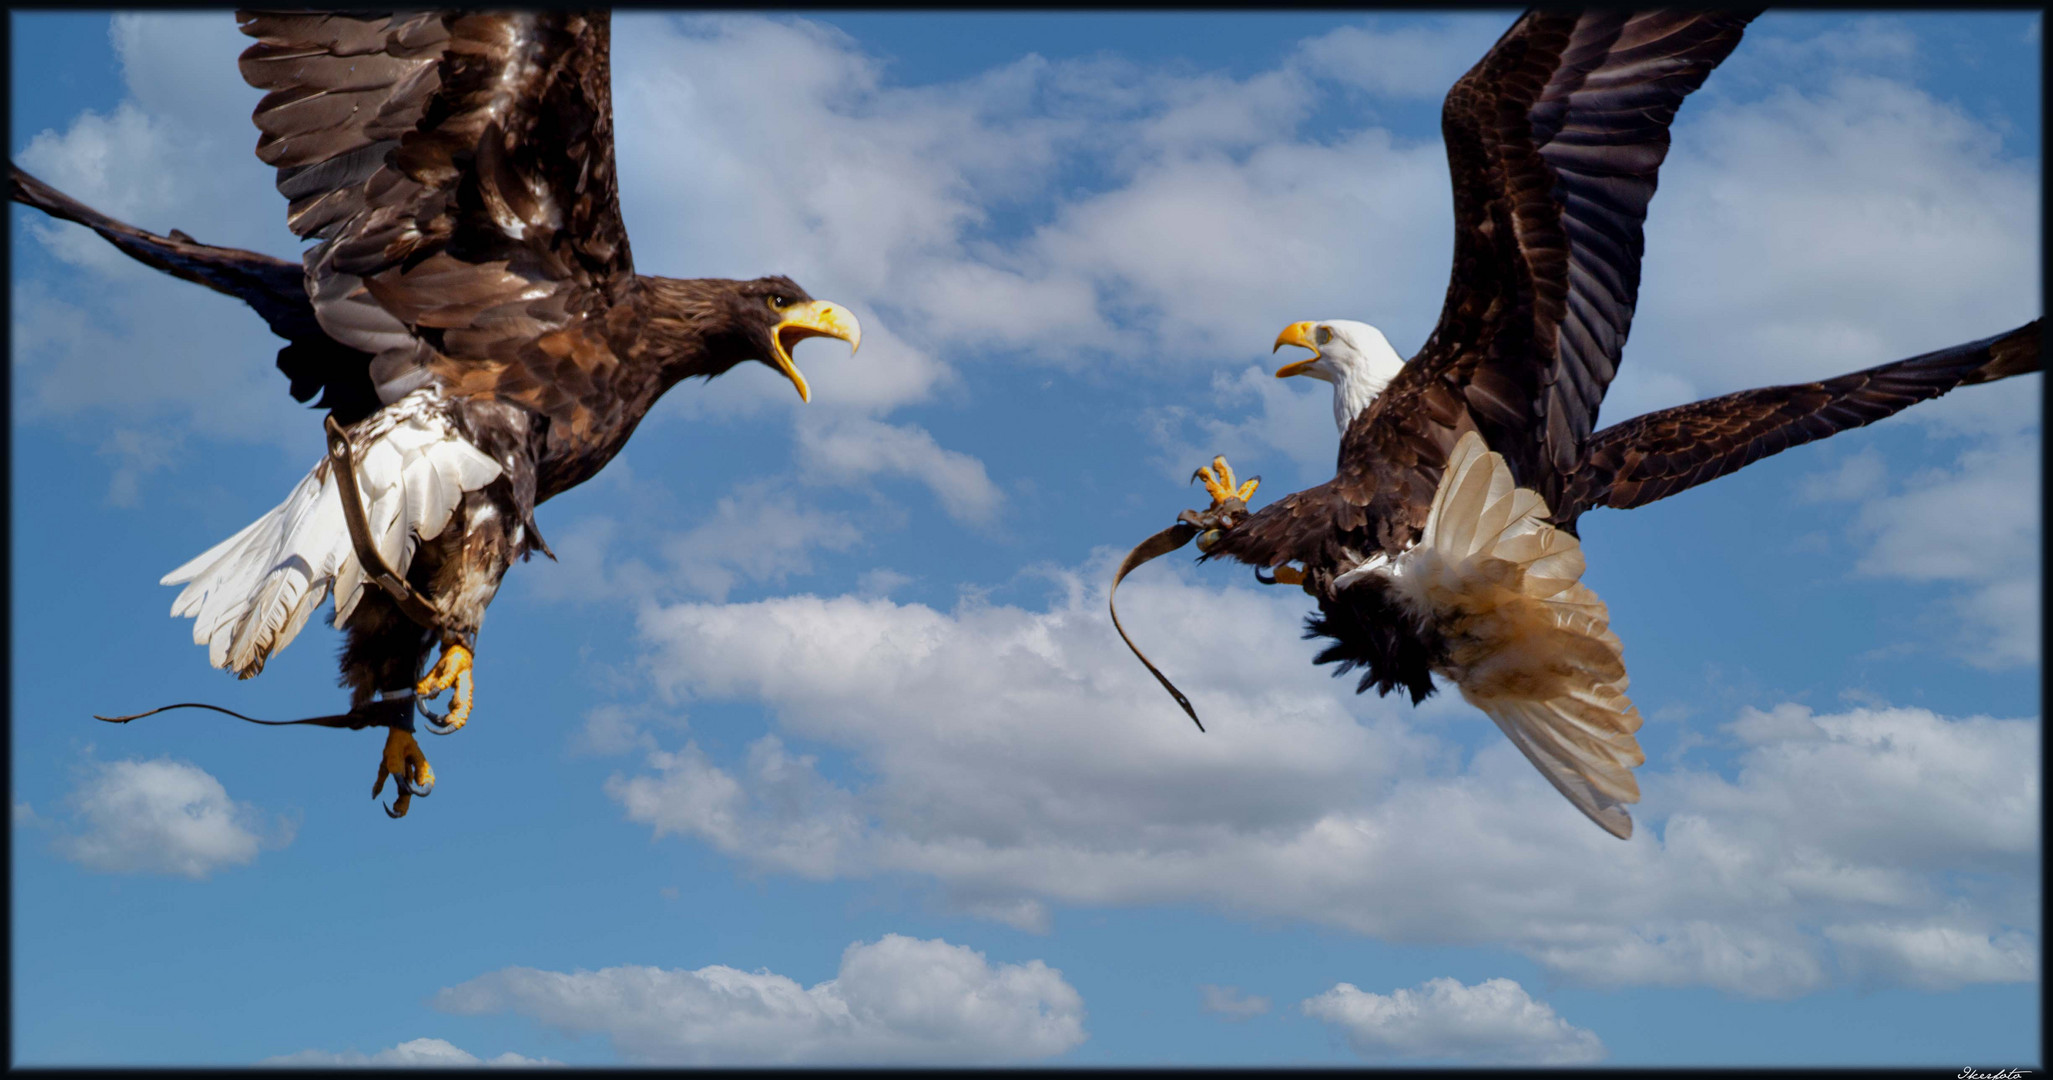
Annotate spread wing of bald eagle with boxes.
[1115,9,2041,839]
[13,10,860,817]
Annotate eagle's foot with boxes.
[1183,456,1261,551]
[1192,455,1260,510]
[416,642,473,734]
[374,728,435,819]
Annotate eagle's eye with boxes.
[1315,326,1333,345]
[769,295,790,310]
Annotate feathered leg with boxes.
[412,488,522,733]
[338,591,438,816]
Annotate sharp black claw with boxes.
[417,693,449,725]
[1254,565,1278,585]
[1189,469,1207,485]
[383,798,408,819]
[400,773,434,798]
[422,716,460,736]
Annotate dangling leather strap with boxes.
[1108,522,1205,732]
[95,694,417,732]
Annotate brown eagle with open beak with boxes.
[1112,9,2040,839]
[13,10,860,816]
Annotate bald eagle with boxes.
[1118,10,2041,839]
[15,11,860,816]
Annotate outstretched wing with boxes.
[1555,320,2042,526]
[1413,9,1757,489]
[237,10,634,430]
[9,162,383,421]
[1210,10,1757,573]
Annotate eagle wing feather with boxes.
[237,10,634,431]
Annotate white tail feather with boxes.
[1391,431,1644,839]
[161,395,503,678]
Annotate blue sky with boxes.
[8,10,2041,1067]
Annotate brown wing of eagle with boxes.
[1555,322,2040,524]
[17,10,860,817]
[1164,9,2036,839]
[1189,10,1764,839]
[1215,11,1762,576]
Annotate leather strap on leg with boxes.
[325,416,444,633]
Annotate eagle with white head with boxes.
[1115,9,2042,840]
[1271,320,1407,431]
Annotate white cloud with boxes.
[568,704,663,758]
[434,934,1086,1065]
[1296,17,1509,99]
[795,416,1004,527]
[1627,73,2038,415]
[609,558,2038,997]
[261,1037,555,1067]
[1850,433,2041,667]
[1302,977,1605,1065]
[97,426,185,507]
[606,736,865,880]
[1823,922,2037,990]
[54,756,292,879]
[1199,984,1270,1020]
[661,483,865,602]
[1797,430,2041,668]
[14,14,311,453]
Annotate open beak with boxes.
[1272,321,1319,378]
[769,300,862,403]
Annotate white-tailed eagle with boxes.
[16,10,860,816]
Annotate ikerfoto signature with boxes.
[1960,1069,2030,1080]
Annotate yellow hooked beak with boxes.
[769,300,862,403]
[1272,321,1320,378]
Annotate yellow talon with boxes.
[418,643,474,732]
[1271,565,1304,586]
[374,728,435,818]
[1194,455,1259,510]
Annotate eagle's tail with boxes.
[161,400,502,678]
[1390,431,1645,839]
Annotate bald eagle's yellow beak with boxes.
[1273,321,1320,378]
[770,300,862,403]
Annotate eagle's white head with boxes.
[1272,319,1406,431]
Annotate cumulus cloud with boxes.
[1843,432,2039,668]
[796,416,1005,527]
[1199,984,1270,1020]
[1295,16,1507,99]
[261,1038,555,1067]
[661,484,865,602]
[1302,977,1605,1065]
[1823,922,2037,991]
[1624,72,2038,416]
[607,558,2039,998]
[14,14,311,452]
[53,756,292,879]
[434,934,1086,1065]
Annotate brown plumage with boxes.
[1170,9,2041,838]
[18,10,860,815]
